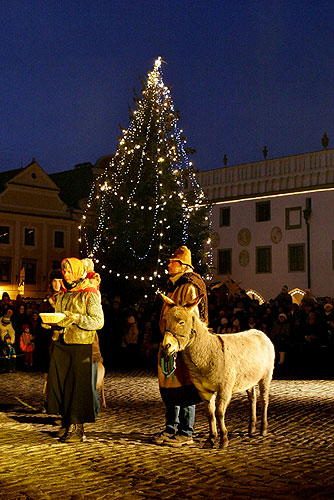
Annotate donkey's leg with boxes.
[258,374,271,436]
[216,388,233,448]
[202,394,218,448]
[246,386,257,435]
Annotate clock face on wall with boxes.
[238,228,251,246]
[271,226,282,243]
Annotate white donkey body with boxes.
[161,293,275,448]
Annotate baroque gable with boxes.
[0,160,71,217]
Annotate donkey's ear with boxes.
[185,293,204,313]
[159,292,176,306]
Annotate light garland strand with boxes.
[80,56,210,283]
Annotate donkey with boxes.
[161,293,275,448]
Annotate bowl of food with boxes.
[39,312,66,325]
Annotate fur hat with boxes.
[279,313,287,320]
[169,246,193,269]
[324,303,333,310]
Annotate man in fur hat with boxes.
[154,246,208,447]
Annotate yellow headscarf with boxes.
[61,257,97,294]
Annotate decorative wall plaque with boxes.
[239,250,249,266]
[211,232,220,248]
[271,226,282,243]
[238,228,251,246]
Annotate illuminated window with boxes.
[0,226,10,244]
[0,258,11,282]
[22,259,37,284]
[256,246,272,273]
[286,207,302,229]
[288,244,305,272]
[219,207,230,227]
[256,201,271,222]
[218,249,231,274]
[54,231,64,248]
[24,228,35,246]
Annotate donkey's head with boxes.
[160,293,204,355]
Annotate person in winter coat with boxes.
[271,312,291,365]
[46,257,104,443]
[2,333,17,372]
[19,324,35,368]
[0,308,15,344]
[153,246,208,448]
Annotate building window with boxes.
[0,258,11,282]
[0,226,10,244]
[22,259,37,284]
[219,207,230,227]
[286,207,302,229]
[288,244,305,272]
[256,201,271,222]
[256,246,272,273]
[54,231,64,248]
[218,249,232,274]
[24,228,35,246]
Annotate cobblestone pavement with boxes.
[0,369,333,500]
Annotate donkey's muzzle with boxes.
[162,332,179,355]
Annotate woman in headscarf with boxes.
[46,257,104,443]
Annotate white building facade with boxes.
[197,148,334,301]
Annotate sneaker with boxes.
[167,434,194,448]
[63,424,86,443]
[152,430,176,445]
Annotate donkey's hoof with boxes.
[219,439,229,449]
[202,438,215,449]
[248,425,256,436]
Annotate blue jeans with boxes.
[165,404,195,437]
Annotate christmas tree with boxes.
[80,57,211,302]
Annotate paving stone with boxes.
[0,371,334,499]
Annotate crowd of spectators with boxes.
[0,290,162,373]
[1,284,333,375]
[207,285,334,372]
[0,291,51,372]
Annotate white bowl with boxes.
[39,312,66,325]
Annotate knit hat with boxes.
[169,246,193,269]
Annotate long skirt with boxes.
[47,337,95,426]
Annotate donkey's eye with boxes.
[179,320,185,325]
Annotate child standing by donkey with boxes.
[20,324,35,369]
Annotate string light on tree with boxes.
[80,56,211,300]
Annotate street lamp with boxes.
[303,198,312,289]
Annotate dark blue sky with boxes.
[1,0,333,174]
